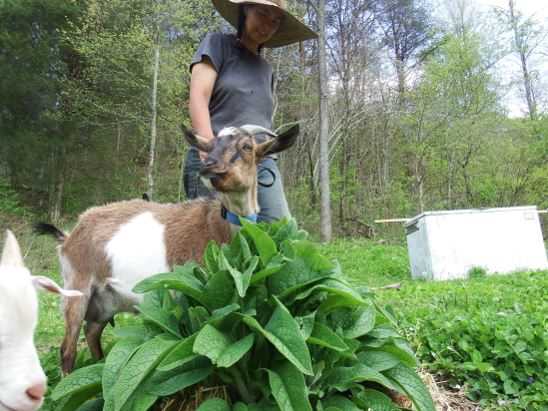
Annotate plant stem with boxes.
[229,366,255,403]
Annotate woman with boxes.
[184,0,317,222]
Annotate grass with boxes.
[2,212,547,410]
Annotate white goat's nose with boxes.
[26,381,46,401]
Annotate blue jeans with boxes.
[183,148,290,223]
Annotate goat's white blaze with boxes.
[0,233,46,411]
[218,127,238,137]
[105,212,169,296]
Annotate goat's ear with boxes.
[182,126,214,152]
[257,124,300,157]
[32,276,83,297]
[1,230,24,268]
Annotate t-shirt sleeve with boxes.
[190,33,226,73]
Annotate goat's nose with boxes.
[26,382,46,401]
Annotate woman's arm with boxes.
[189,58,217,159]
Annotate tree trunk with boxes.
[508,0,537,120]
[48,143,66,223]
[318,0,332,242]
[147,36,160,200]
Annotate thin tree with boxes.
[147,28,161,200]
[318,0,332,242]
[507,0,540,120]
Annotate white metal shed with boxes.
[405,206,548,281]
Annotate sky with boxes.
[478,0,547,19]
[436,0,548,117]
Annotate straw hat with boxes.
[212,0,318,48]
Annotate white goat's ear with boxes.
[183,126,213,152]
[32,276,83,298]
[1,230,25,268]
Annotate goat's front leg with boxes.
[84,321,108,360]
[60,278,91,375]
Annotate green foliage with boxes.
[49,219,434,410]
[388,272,548,410]
[0,177,27,216]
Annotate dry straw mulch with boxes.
[421,370,481,411]
[152,371,481,411]
[154,385,230,411]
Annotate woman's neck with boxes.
[239,33,259,55]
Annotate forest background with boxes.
[1,0,547,241]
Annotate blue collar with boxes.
[221,205,258,226]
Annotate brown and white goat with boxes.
[36,124,299,374]
[0,231,81,411]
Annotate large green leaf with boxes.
[133,271,205,304]
[295,311,316,340]
[111,336,176,411]
[268,241,336,296]
[267,361,313,411]
[196,398,231,411]
[358,350,400,372]
[225,231,252,265]
[343,305,376,339]
[241,219,277,265]
[55,390,101,411]
[219,252,258,298]
[269,218,307,243]
[204,241,221,273]
[52,363,103,401]
[157,334,198,372]
[292,279,362,303]
[75,399,104,411]
[324,364,402,393]
[243,297,313,376]
[189,306,210,333]
[354,389,399,411]
[250,259,285,284]
[137,294,181,338]
[308,322,349,352]
[209,303,241,326]
[194,324,254,368]
[120,391,157,411]
[385,364,435,411]
[112,325,147,341]
[368,324,402,339]
[369,341,418,368]
[103,339,142,400]
[233,403,249,411]
[321,395,361,411]
[145,357,212,396]
[202,269,236,310]
[317,283,367,312]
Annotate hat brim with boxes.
[212,0,318,48]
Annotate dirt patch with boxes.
[421,370,481,411]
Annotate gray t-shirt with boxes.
[190,32,274,137]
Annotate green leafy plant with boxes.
[389,272,548,410]
[51,219,434,410]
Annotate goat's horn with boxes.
[240,125,277,137]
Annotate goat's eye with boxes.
[242,143,253,152]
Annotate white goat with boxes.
[0,230,81,411]
[36,124,299,374]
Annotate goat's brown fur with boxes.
[62,199,231,282]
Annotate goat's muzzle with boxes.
[200,164,227,189]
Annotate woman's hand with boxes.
[189,59,217,162]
